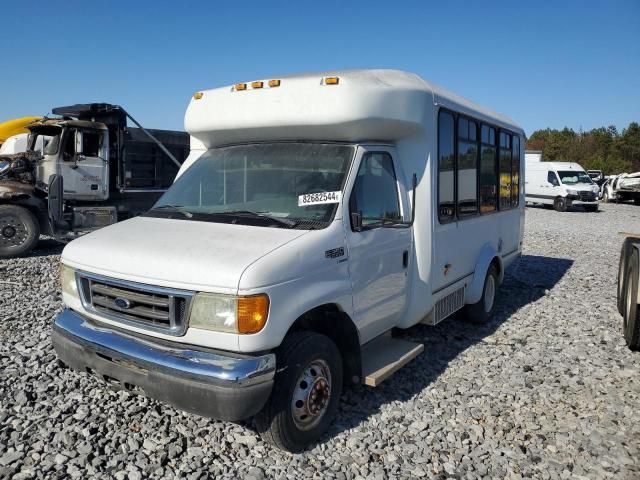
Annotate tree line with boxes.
[526,122,640,175]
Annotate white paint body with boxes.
[0,133,49,155]
[525,161,599,206]
[524,151,542,163]
[62,69,525,353]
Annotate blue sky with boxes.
[1,0,638,136]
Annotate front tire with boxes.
[464,264,499,324]
[255,332,343,452]
[553,197,568,212]
[0,205,40,259]
[622,250,640,350]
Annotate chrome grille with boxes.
[77,271,193,336]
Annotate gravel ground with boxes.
[1,203,640,479]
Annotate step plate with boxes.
[361,335,424,387]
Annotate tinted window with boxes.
[438,111,455,222]
[548,171,559,186]
[480,125,497,213]
[351,152,401,227]
[457,117,478,217]
[511,136,520,207]
[499,131,512,210]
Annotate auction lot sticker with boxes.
[298,191,342,206]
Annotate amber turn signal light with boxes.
[237,295,270,334]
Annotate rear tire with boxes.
[553,197,568,212]
[464,264,499,324]
[618,240,634,315]
[0,205,40,259]
[602,191,610,203]
[255,332,343,452]
[622,250,640,351]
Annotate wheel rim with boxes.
[291,359,332,431]
[0,212,28,248]
[484,274,496,313]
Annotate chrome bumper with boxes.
[52,309,276,420]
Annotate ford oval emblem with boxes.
[114,297,132,309]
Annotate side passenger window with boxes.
[350,152,401,228]
[438,111,455,222]
[548,172,559,186]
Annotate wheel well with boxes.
[286,304,361,385]
[490,256,502,283]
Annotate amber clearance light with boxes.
[237,295,270,334]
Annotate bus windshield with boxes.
[557,170,593,185]
[148,143,354,228]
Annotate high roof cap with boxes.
[185,69,522,149]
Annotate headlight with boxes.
[566,188,577,195]
[189,293,269,334]
[60,263,79,298]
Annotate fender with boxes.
[466,243,503,305]
[0,180,36,201]
[0,180,51,234]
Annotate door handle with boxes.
[402,250,409,268]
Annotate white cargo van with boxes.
[525,161,599,211]
[52,70,525,451]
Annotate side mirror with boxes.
[351,212,362,232]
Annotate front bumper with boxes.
[566,194,598,205]
[52,309,275,421]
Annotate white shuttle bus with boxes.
[52,70,525,451]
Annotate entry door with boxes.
[546,170,563,199]
[60,129,109,201]
[344,146,412,344]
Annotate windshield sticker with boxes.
[298,191,342,206]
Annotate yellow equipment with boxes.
[0,117,41,146]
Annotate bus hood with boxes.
[61,216,309,293]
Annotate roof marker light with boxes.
[324,76,340,85]
[193,92,204,100]
[251,81,264,89]
[235,83,247,91]
[268,79,281,87]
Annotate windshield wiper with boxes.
[214,210,297,227]
[150,204,194,218]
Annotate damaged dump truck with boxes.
[0,103,189,258]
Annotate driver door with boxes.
[60,129,109,201]
[344,146,412,344]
